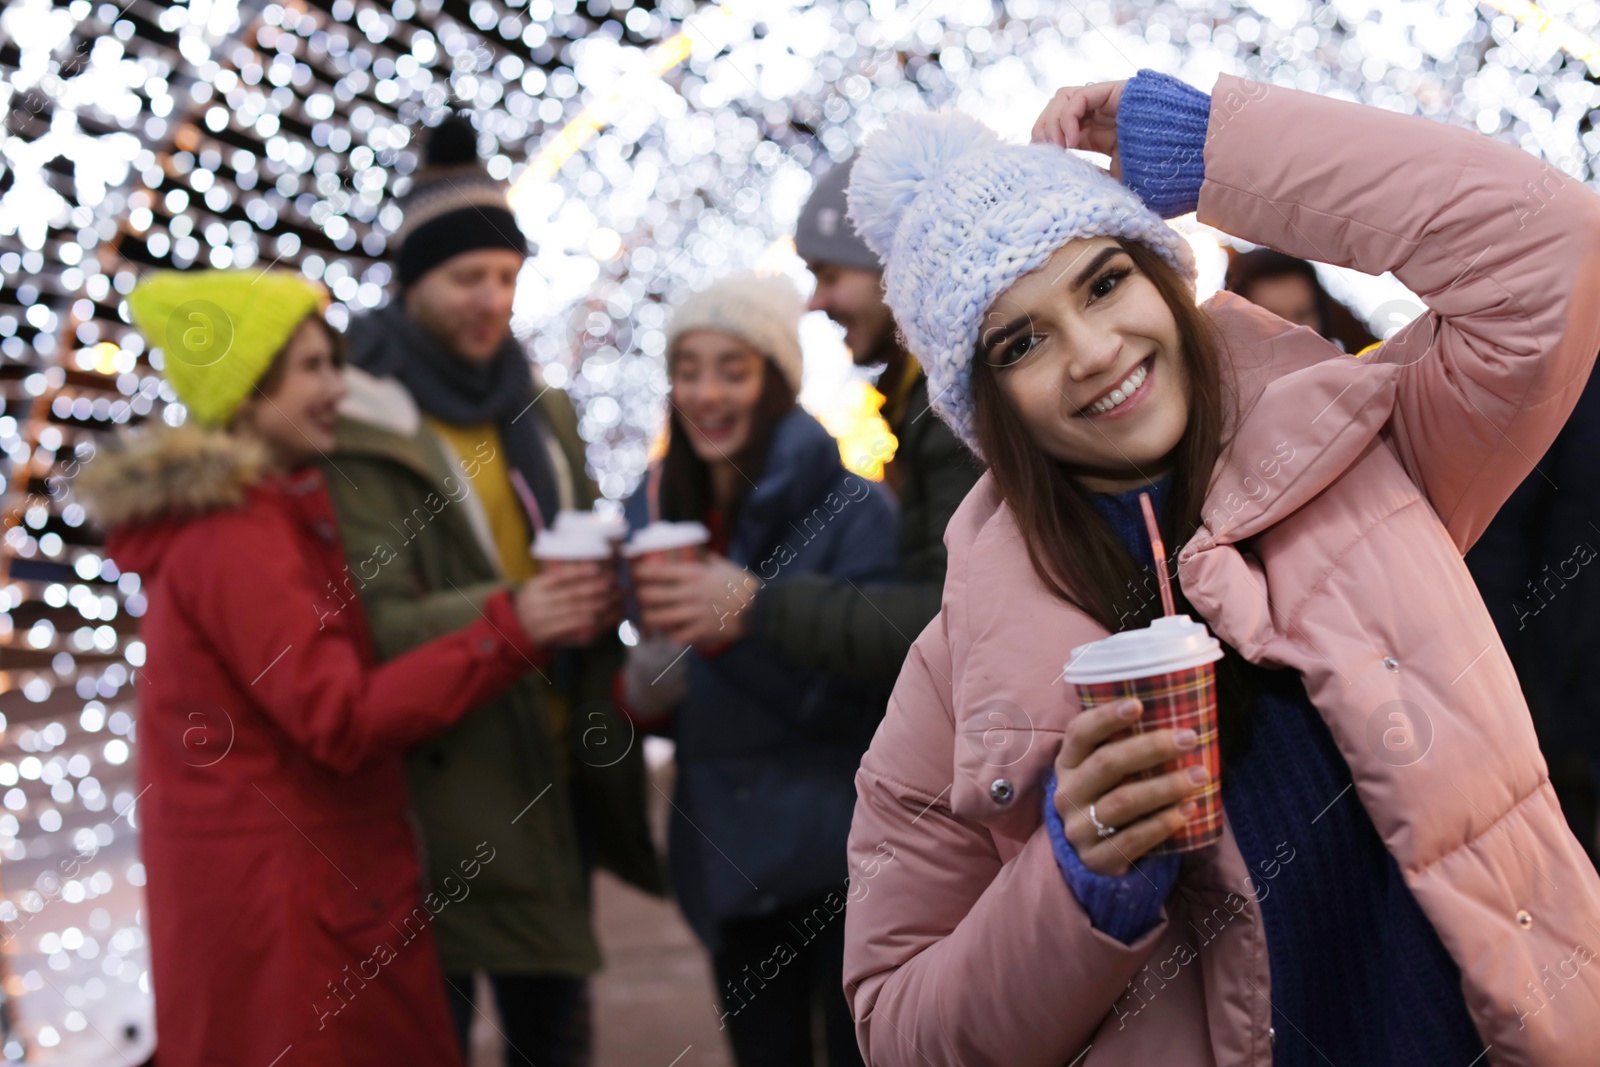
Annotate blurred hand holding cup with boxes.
[518,519,625,648]
[625,521,716,640]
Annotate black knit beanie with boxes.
[395,115,528,287]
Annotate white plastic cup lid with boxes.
[553,509,629,543]
[532,527,613,561]
[623,521,711,557]
[1061,614,1223,685]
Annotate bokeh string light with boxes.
[1,0,1597,1059]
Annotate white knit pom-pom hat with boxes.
[846,109,1196,456]
[665,271,806,394]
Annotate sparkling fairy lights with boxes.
[1,0,1597,1060]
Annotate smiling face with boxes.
[231,316,347,470]
[978,237,1189,494]
[404,247,524,364]
[805,261,895,366]
[669,329,768,466]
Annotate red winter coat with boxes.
[86,427,542,1066]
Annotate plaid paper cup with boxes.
[1071,664,1223,855]
[1063,614,1225,855]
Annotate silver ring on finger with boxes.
[1088,801,1118,839]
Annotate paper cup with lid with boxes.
[553,509,630,553]
[532,525,616,578]
[623,521,711,566]
[1062,615,1225,854]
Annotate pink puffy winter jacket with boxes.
[843,75,1600,1067]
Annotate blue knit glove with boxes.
[1117,69,1212,219]
[1044,770,1181,944]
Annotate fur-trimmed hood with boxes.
[77,424,266,532]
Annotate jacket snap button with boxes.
[1517,909,1533,929]
[989,779,1014,804]
[478,638,496,654]
[1383,656,1400,672]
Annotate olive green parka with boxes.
[322,364,662,976]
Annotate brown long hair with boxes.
[657,353,797,528]
[971,239,1256,760]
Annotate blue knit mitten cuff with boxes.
[1044,770,1181,944]
[1117,69,1212,219]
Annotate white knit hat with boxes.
[665,272,805,393]
[847,110,1196,456]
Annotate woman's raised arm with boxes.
[1195,74,1600,552]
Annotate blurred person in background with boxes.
[713,161,980,681]
[617,272,897,1067]
[1225,247,1377,354]
[1465,365,1600,865]
[322,116,663,1067]
[79,270,548,1066]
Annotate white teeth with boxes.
[1086,360,1150,415]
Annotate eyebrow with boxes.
[979,314,1030,358]
[1071,245,1124,290]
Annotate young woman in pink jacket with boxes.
[839,71,1600,1066]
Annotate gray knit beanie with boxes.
[794,161,881,273]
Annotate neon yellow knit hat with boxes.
[127,270,326,426]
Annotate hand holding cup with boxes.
[633,553,757,646]
[1058,613,1227,873]
[513,563,620,649]
[1052,697,1209,876]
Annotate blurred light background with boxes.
[0,0,1597,1060]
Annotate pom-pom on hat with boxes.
[126,270,325,426]
[395,114,528,287]
[665,273,805,394]
[847,109,1196,455]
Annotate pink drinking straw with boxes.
[1139,491,1176,618]
[646,462,664,524]
[509,469,547,535]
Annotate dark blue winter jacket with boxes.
[1465,360,1600,857]
[624,406,899,947]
